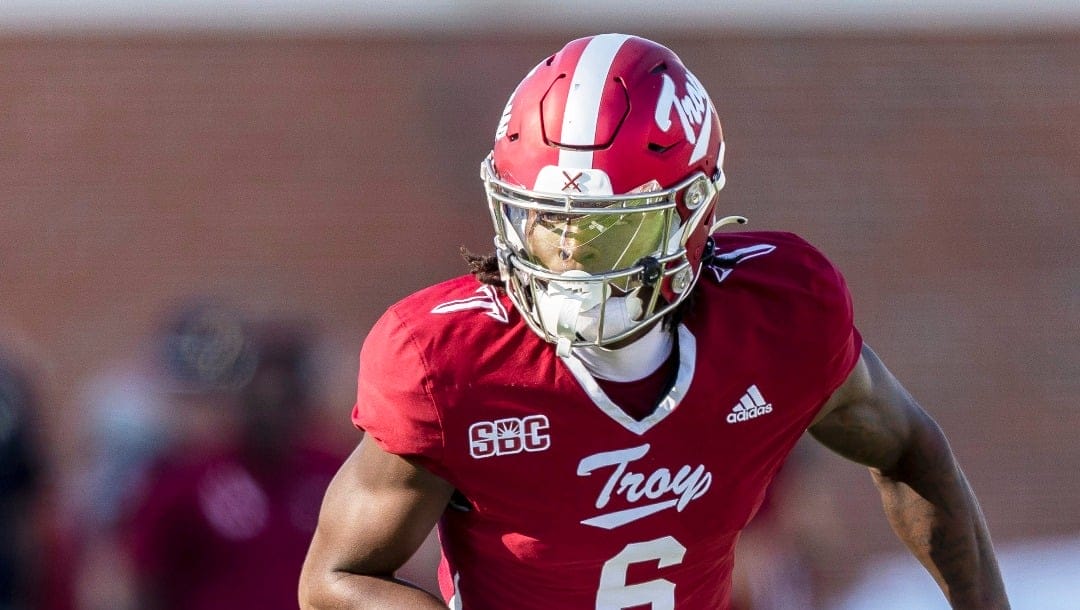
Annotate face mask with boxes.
[535,271,643,357]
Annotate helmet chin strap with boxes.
[535,271,643,357]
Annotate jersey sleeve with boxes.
[821,279,862,400]
[800,234,863,402]
[351,306,447,478]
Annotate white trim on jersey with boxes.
[558,33,631,169]
[560,324,697,435]
[447,570,462,609]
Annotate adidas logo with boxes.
[726,385,773,424]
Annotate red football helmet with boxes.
[482,34,735,354]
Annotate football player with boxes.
[300,34,1009,609]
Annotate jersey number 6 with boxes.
[596,535,686,610]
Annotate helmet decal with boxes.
[534,166,613,195]
[655,70,714,165]
[495,100,512,141]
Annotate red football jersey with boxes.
[352,231,862,610]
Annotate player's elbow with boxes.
[875,412,963,500]
[298,554,339,610]
[297,563,319,609]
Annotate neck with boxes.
[570,322,673,382]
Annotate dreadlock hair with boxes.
[461,248,504,288]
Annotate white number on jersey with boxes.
[596,535,686,610]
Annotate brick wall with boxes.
[2,31,1077,599]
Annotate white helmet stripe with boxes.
[558,33,631,169]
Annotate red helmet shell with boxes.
[491,34,725,302]
[493,34,723,199]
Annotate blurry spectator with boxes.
[69,299,257,610]
[0,351,45,610]
[73,299,257,532]
[122,311,344,610]
[77,370,169,532]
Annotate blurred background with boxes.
[1,1,1077,609]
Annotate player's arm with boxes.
[298,434,454,610]
[808,343,1009,609]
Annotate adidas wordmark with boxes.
[726,385,773,424]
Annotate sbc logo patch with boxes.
[469,415,550,459]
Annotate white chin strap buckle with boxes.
[556,336,573,358]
